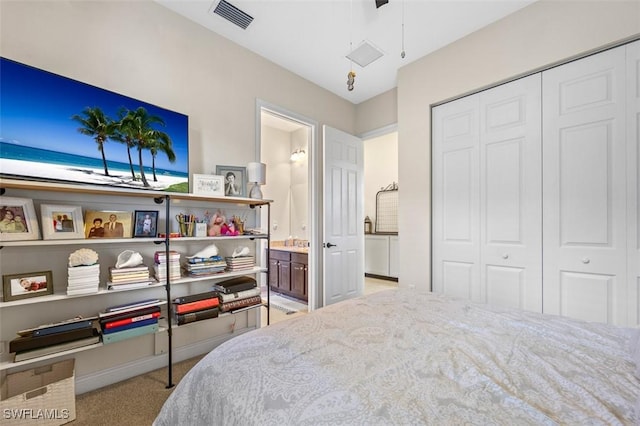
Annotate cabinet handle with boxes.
[582,258,590,264]
[502,253,509,260]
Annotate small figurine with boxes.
[208,210,225,236]
[221,220,239,236]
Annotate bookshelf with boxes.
[0,178,271,389]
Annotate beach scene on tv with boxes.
[0,58,189,193]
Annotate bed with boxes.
[154,289,640,425]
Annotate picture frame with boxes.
[3,271,54,302]
[192,174,225,196]
[0,196,40,241]
[84,210,133,239]
[40,204,85,240]
[133,210,159,238]
[215,165,247,197]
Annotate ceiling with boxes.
[156,0,536,105]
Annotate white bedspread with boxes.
[154,289,640,425]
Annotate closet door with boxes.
[542,45,628,325]
[432,76,542,310]
[628,41,640,326]
[479,74,542,312]
[432,95,481,300]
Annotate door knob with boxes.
[324,242,337,248]
[502,253,509,259]
[582,258,590,264]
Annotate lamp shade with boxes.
[247,162,266,185]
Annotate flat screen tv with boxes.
[0,57,189,193]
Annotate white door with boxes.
[323,125,364,305]
[479,74,542,312]
[627,41,640,326]
[432,94,481,301]
[542,45,628,325]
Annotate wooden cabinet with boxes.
[269,249,307,301]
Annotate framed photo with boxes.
[0,196,40,241]
[133,210,159,238]
[84,210,133,239]
[215,165,247,197]
[41,204,85,240]
[3,271,54,302]
[193,174,225,196]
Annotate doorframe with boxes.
[255,99,320,310]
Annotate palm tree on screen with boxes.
[71,107,116,176]
[146,129,176,182]
[129,107,165,188]
[112,108,139,181]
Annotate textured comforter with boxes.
[154,289,640,425]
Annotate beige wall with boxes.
[0,0,356,177]
[356,88,397,135]
[397,0,640,289]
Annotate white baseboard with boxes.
[75,327,254,394]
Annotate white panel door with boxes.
[323,125,364,306]
[543,45,628,324]
[627,40,640,326]
[432,95,480,301]
[479,74,542,312]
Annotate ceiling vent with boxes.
[211,0,253,30]
[346,41,384,68]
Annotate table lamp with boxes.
[247,162,266,199]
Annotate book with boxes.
[102,323,159,344]
[67,264,100,276]
[220,295,263,312]
[176,307,219,325]
[99,306,162,325]
[219,287,262,303]
[173,291,220,305]
[102,317,158,334]
[17,316,97,337]
[103,311,161,329]
[187,255,224,264]
[109,265,150,274]
[10,326,99,353]
[212,276,257,294]
[174,298,219,314]
[154,250,180,263]
[107,280,155,290]
[14,332,100,362]
[104,299,161,313]
[33,319,93,337]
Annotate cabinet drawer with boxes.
[291,252,308,264]
[270,250,291,261]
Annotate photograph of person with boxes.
[133,210,158,237]
[10,274,48,295]
[0,206,28,233]
[52,211,75,232]
[215,166,247,197]
[84,211,132,238]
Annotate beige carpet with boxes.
[70,355,203,426]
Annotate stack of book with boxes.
[10,316,100,362]
[213,276,262,312]
[225,255,255,272]
[154,250,181,283]
[183,256,227,277]
[99,299,163,344]
[173,291,220,325]
[67,263,100,295]
[107,265,153,290]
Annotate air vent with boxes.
[346,41,384,68]
[212,0,254,30]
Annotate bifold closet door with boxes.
[432,75,542,311]
[628,41,640,326]
[542,45,628,325]
[432,94,480,300]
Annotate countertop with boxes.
[269,246,309,254]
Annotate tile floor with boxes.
[261,276,398,326]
